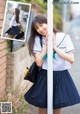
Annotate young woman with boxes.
[5,8,21,38]
[24,15,80,114]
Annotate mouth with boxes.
[41,31,46,36]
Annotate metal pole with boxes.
[47,0,53,114]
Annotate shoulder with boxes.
[56,32,71,40]
[33,36,43,52]
[35,36,40,40]
[56,32,67,42]
[34,36,45,45]
[34,36,40,44]
[34,36,41,46]
[34,35,44,43]
[56,32,67,37]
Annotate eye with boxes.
[35,25,38,30]
[40,24,43,27]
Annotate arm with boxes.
[54,47,74,64]
[34,44,47,67]
[53,34,74,64]
[17,21,21,27]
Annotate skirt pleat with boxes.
[24,70,47,108]
[5,26,20,35]
[24,69,80,109]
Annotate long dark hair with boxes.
[28,15,59,56]
[14,8,20,23]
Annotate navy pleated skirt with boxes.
[5,26,20,35]
[24,69,80,109]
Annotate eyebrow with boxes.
[35,23,42,29]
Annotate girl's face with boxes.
[35,23,48,36]
[14,9,16,14]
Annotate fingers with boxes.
[45,34,49,41]
[41,45,47,56]
[46,33,55,40]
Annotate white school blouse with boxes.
[10,15,19,26]
[33,32,75,71]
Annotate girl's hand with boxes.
[42,44,47,54]
[45,33,57,50]
[10,25,12,28]
[17,23,20,26]
[45,34,49,46]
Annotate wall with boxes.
[7,45,33,91]
[0,0,7,98]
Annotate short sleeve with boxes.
[33,36,42,53]
[65,34,75,53]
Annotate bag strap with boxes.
[39,35,43,47]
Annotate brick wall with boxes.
[0,0,7,98]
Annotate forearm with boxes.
[35,47,47,67]
[54,47,74,64]
[17,23,20,26]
